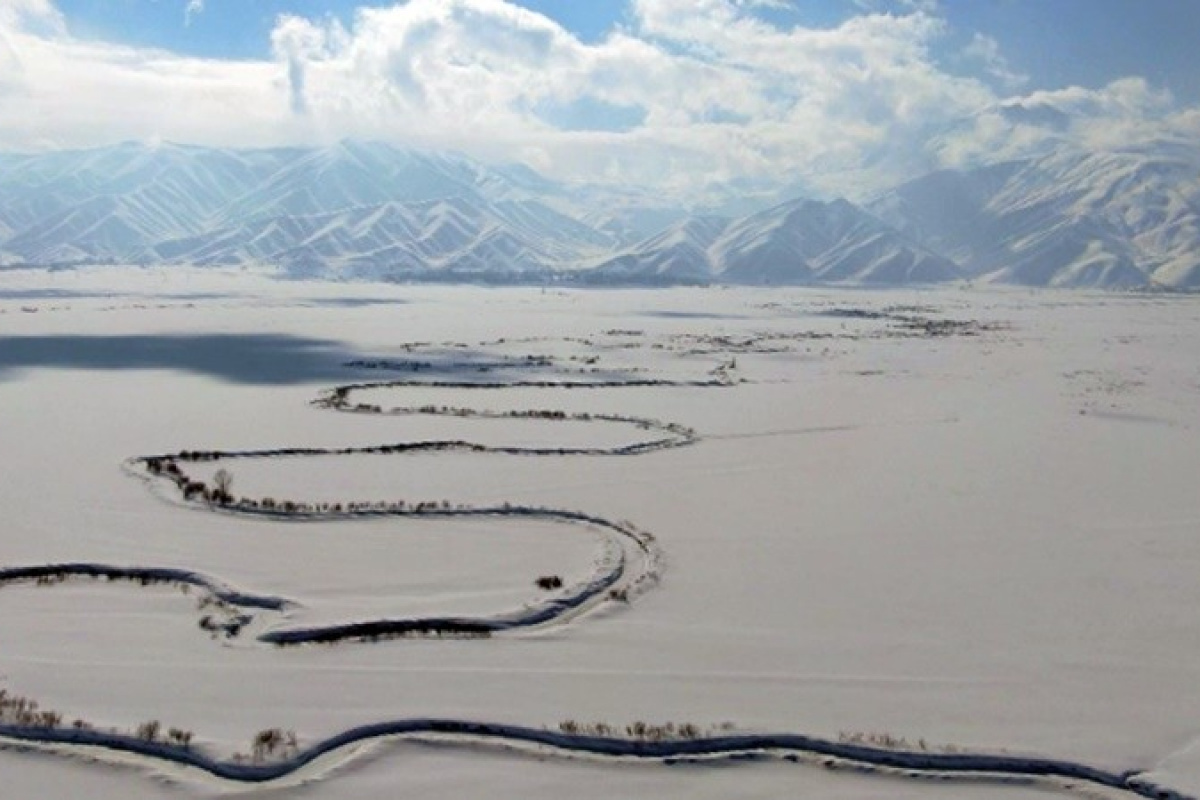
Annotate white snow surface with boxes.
[2,267,1200,797]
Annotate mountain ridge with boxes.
[868,144,1200,289]
[2,139,1197,289]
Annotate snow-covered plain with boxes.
[2,267,1200,798]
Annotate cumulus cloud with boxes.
[271,14,334,115]
[0,3,288,150]
[0,0,62,35]
[184,0,204,27]
[932,77,1192,169]
[0,0,1193,199]
[244,0,998,195]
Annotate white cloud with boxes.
[851,0,940,13]
[0,32,23,94]
[184,0,204,27]
[932,77,1191,169]
[0,0,62,29]
[0,6,288,151]
[271,14,333,115]
[962,33,1027,90]
[0,0,1193,199]
[251,0,997,194]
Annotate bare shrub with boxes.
[136,720,161,742]
[211,469,234,504]
[535,575,563,590]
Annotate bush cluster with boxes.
[557,719,705,741]
[1,686,194,750]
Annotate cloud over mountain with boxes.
[0,1,1196,201]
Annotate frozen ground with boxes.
[1,267,1199,798]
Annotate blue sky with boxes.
[50,0,1200,102]
[3,1,1198,198]
[54,1,625,54]
[942,0,1200,104]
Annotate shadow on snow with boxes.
[0,334,580,386]
[0,333,370,385]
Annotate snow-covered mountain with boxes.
[585,199,959,285]
[0,142,286,264]
[869,144,1200,289]
[2,139,1198,288]
[152,195,615,279]
[0,140,616,271]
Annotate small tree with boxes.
[213,469,233,495]
[211,469,234,504]
[136,720,161,742]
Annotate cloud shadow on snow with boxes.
[297,297,410,308]
[0,333,558,386]
[641,310,750,320]
[0,333,371,385]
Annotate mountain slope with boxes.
[586,199,960,285]
[151,194,614,280]
[0,141,630,273]
[3,139,1199,289]
[869,145,1200,289]
[0,142,290,261]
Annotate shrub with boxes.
[136,720,161,742]
[168,727,194,748]
[212,468,233,501]
[535,575,563,590]
[250,728,299,762]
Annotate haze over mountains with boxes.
[2,139,1198,289]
